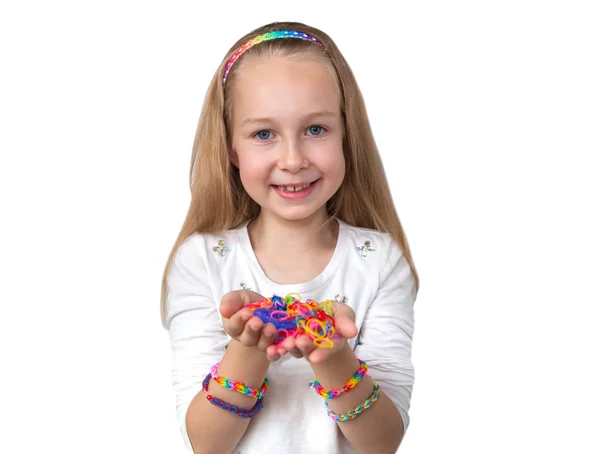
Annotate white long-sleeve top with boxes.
[165,218,417,454]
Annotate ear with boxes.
[229,146,239,168]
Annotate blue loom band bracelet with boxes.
[201,373,263,418]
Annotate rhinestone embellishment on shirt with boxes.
[213,240,230,257]
[357,240,376,257]
[335,294,348,304]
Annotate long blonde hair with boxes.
[160,21,420,327]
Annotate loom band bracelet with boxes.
[325,381,381,422]
[209,362,269,399]
[253,312,272,325]
[202,373,263,418]
[275,319,297,331]
[309,358,368,399]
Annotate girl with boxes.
[161,21,420,454]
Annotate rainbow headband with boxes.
[222,30,324,86]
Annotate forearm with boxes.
[310,344,404,454]
[185,340,270,454]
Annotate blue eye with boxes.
[254,130,273,140]
[307,125,325,136]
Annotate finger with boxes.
[266,345,281,362]
[335,315,358,339]
[296,335,316,357]
[256,323,277,352]
[220,290,266,318]
[288,348,303,358]
[238,316,263,346]
[278,336,303,358]
[225,307,255,338]
[308,347,329,364]
[280,336,296,352]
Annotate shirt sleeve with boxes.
[352,232,417,434]
[164,234,229,452]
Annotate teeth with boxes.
[277,183,311,192]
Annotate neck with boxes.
[248,210,338,254]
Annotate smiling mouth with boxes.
[272,180,318,193]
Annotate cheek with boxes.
[237,152,270,181]
[316,144,345,175]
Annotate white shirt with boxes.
[165,218,417,453]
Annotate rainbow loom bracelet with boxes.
[202,373,263,418]
[308,359,368,399]
[325,381,381,422]
[210,362,269,399]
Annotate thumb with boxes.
[220,290,266,319]
[334,314,358,339]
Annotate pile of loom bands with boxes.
[242,293,339,348]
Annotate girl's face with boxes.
[230,56,345,224]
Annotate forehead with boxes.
[232,57,340,126]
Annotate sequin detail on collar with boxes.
[213,240,230,258]
[335,294,348,304]
[357,240,376,258]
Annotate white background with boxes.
[1,0,598,453]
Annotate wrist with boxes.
[309,341,357,386]
[206,339,270,410]
[217,340,270,388]
[225,339,271,368]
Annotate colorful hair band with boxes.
[222,30,324,86]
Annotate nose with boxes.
[277,137,309,173]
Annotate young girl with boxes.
[161,21,420,454]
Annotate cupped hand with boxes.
[265,301,358,364]
[219,290,281,359]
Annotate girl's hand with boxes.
[219,290,281,359]
[265,301,358,364]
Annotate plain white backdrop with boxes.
[1,0,598,452]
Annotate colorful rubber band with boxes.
[202,373,263,418]
[309,358,368,399]
[243,293,340,349]
[325,381,381,422]
[209,362,269,399]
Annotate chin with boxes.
[264,205,327,223]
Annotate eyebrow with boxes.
[241,110,338,127]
